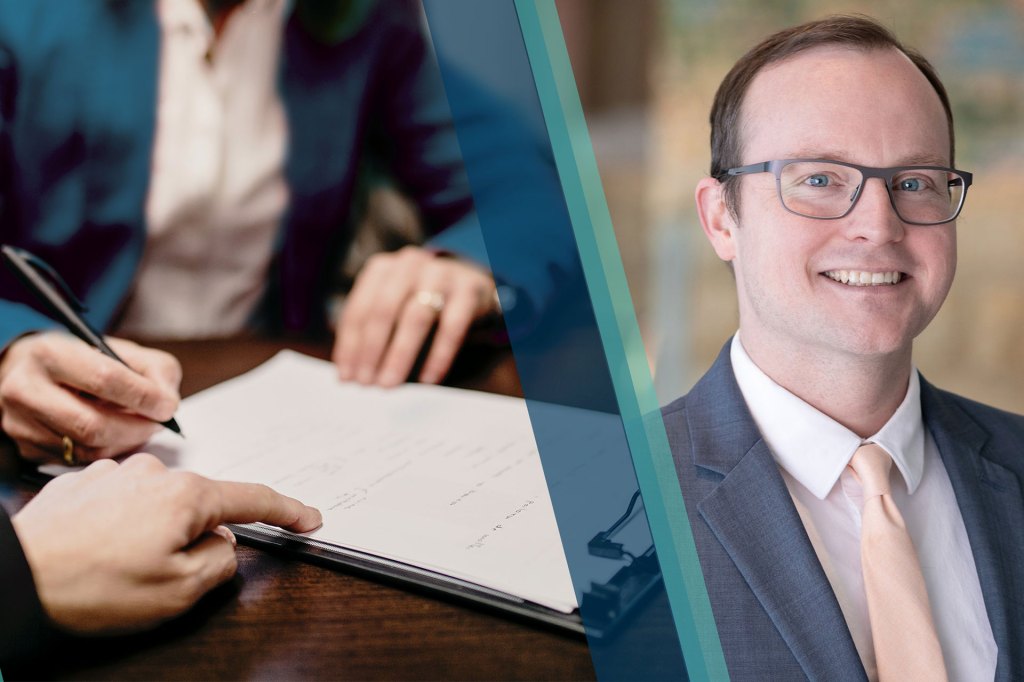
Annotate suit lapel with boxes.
[686,345,866,681]
[922,380,1024,681]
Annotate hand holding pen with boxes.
[0,245,183,465]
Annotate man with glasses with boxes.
[665,15,1022,681]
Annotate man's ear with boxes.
[695,177,737,262]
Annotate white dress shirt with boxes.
[729,335,996,681]
[117,0,289,338]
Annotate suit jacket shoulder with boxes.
[922,380,1024,473]
[918,378,1024,679]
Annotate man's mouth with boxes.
[822,270,903,286]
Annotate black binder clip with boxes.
[581,490,662,637]
[587,490,642,562]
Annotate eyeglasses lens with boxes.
[778,161,965,224]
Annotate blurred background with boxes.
[557,0,1024,412]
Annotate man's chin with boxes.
[817,327,915,362]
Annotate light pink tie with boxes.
[849,443,948,682]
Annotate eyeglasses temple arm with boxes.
[716,161,772,180]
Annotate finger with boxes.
[419,287,478,384]
[375,291,443,387]
[210,524,237,548]
[0,407,110,465]
[14,440,59,465]
[0,406,59,463]
[211,480,323,532]
[33,436,133,466]
[350,266,423,386]
[352,251,447,385]
[333,256,394,380]
[330,326,355,381]
[19,381,161,457]
[107,339,183,393]
[176,531,239,604]
[40,339,178,422]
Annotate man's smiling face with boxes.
[723,45,957,362]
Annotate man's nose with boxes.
[843,177,905,244]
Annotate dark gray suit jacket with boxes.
[662,342,1024,681]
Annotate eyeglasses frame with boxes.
[716,158,973,226]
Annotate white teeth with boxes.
[823,270,902,286]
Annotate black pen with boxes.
[1,244,183,436]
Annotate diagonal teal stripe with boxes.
[513,2,729,680]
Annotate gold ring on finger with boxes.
[61,435,77,466]
[413,290,445,314]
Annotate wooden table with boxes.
[0,339,596,680]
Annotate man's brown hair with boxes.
[710,14,955,215]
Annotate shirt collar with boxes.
[729,334,925,499]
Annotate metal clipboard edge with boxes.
[228,522,590,637]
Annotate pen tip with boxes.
[163,417,184,437]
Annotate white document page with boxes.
[154,351,589,611]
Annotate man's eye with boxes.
[806,174,830,187]
[899,178,923,191]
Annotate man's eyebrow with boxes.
[786,149,951,167]
[897,154,951,167]
[787,148,858,162]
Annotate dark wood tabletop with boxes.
[0,338,596,681]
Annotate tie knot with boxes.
[848,443,893,498]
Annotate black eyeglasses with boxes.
[716,159,973,226]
